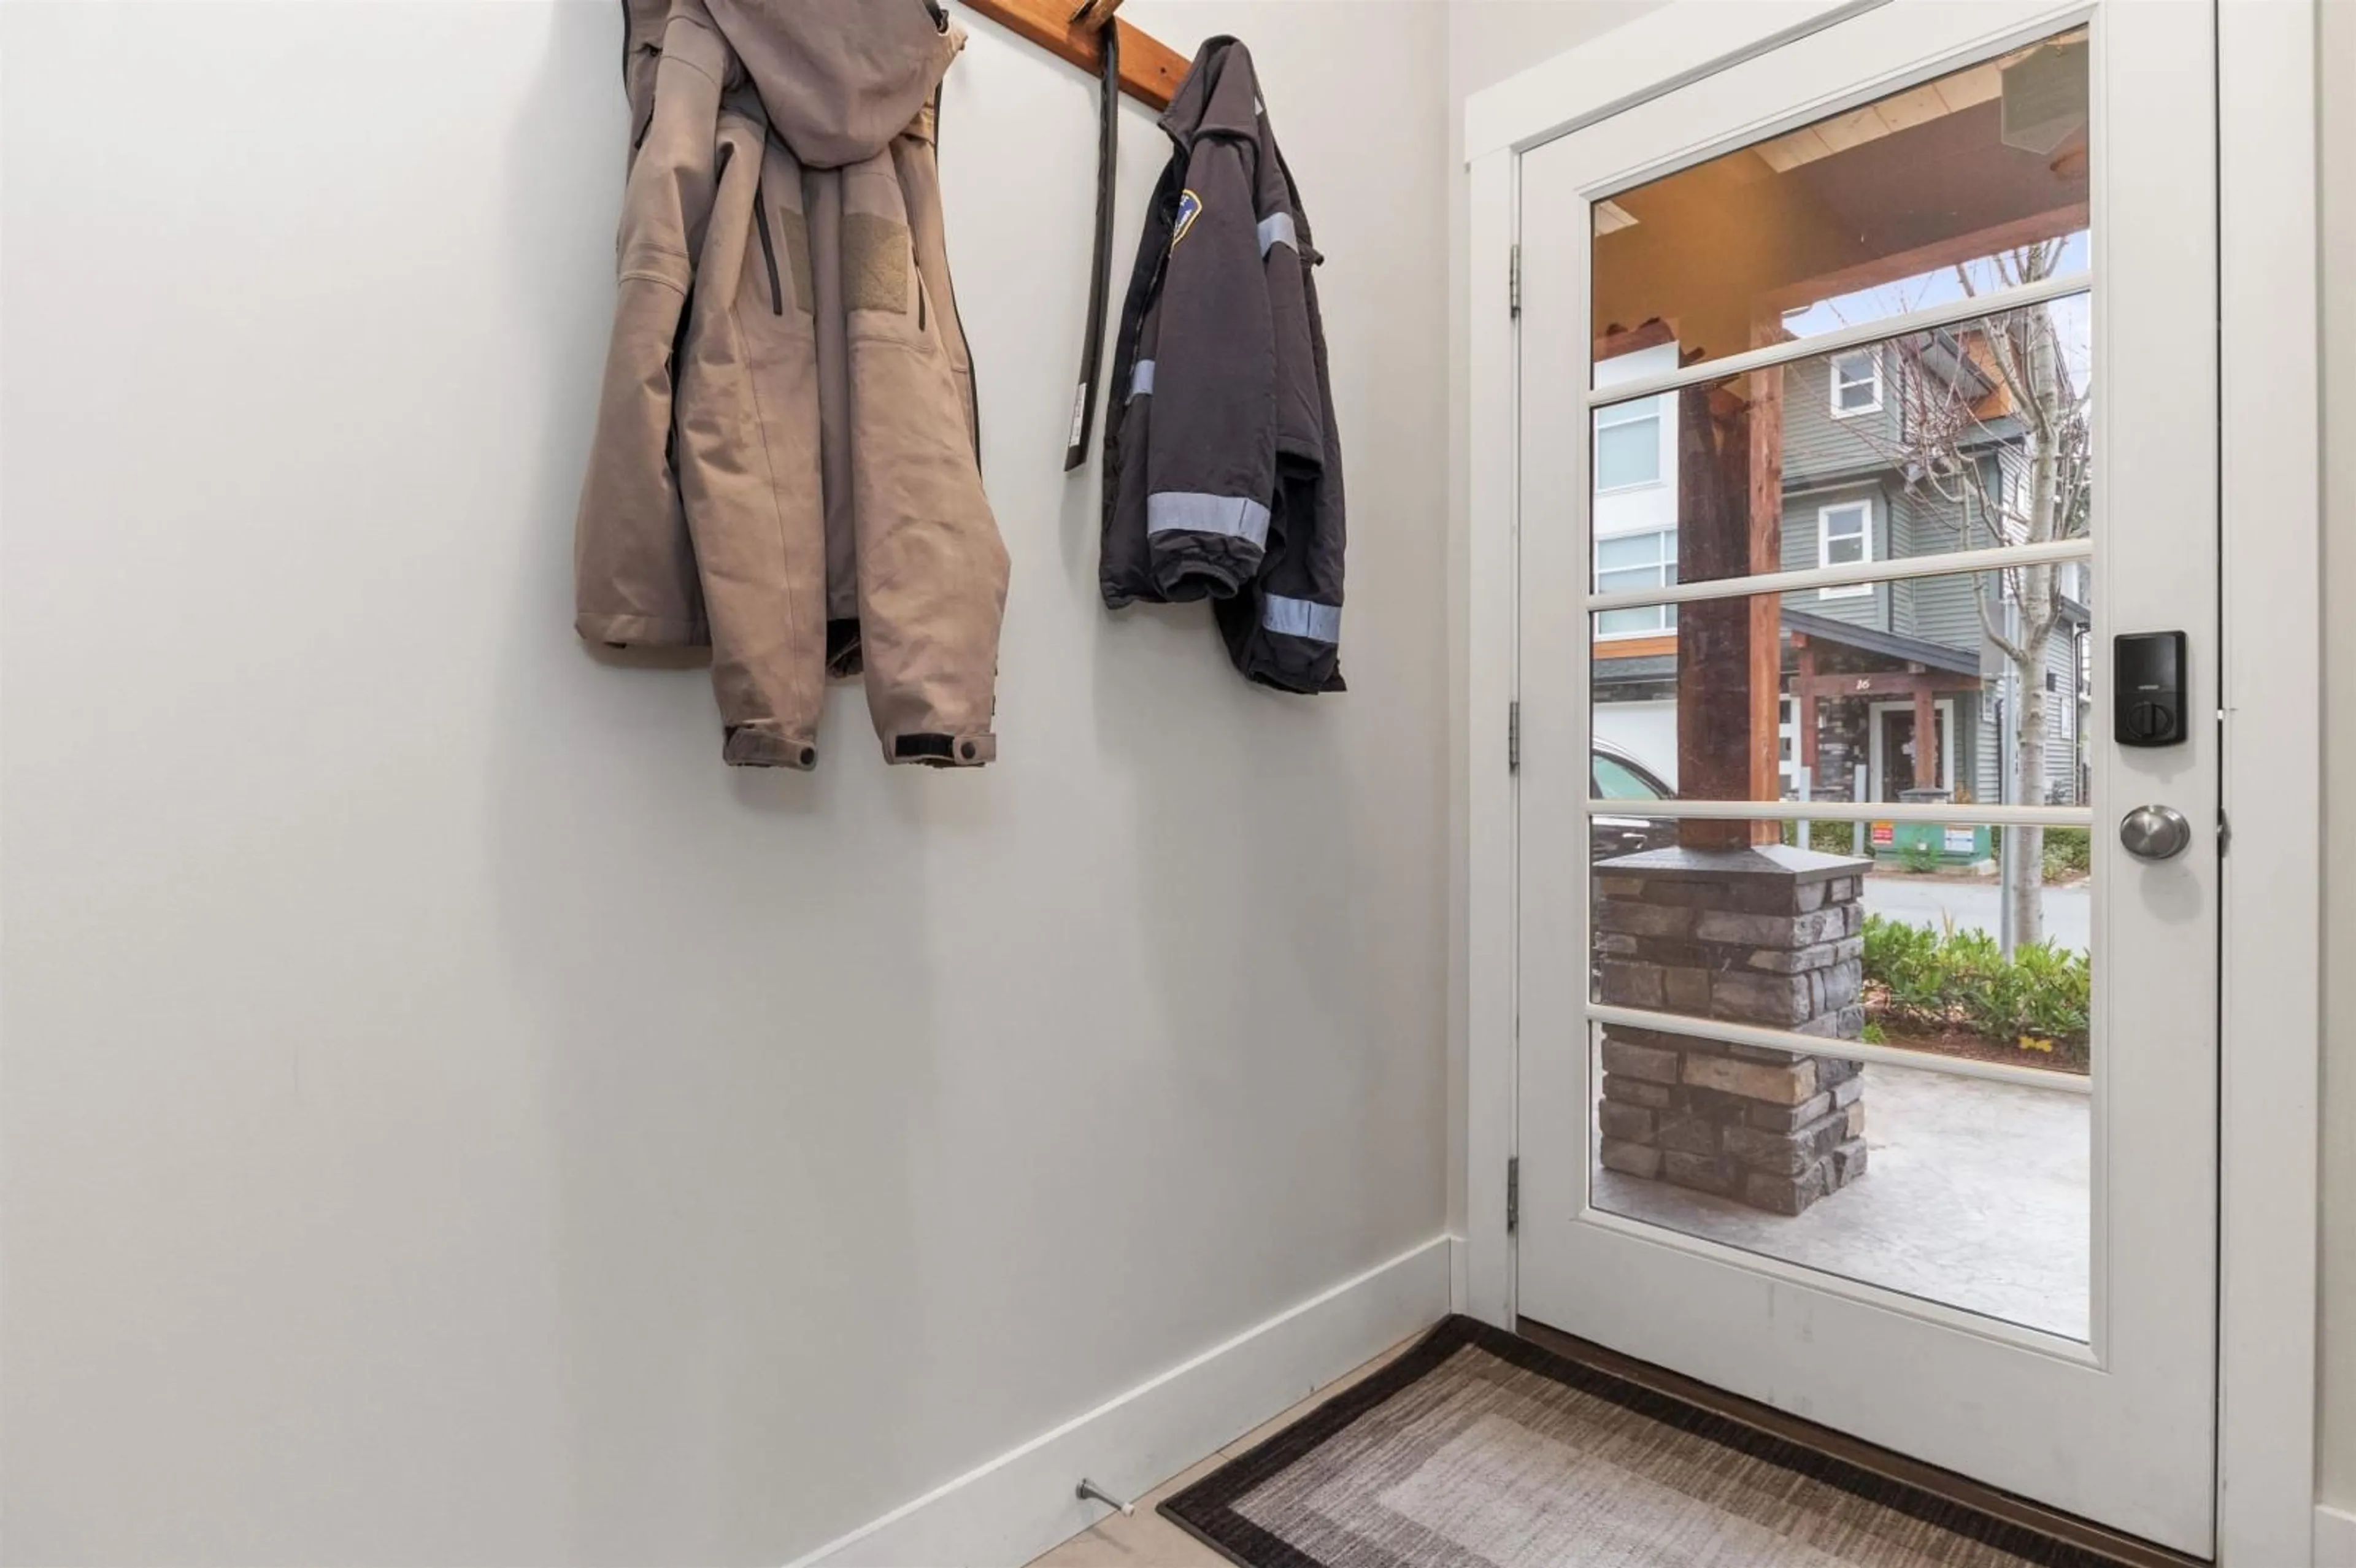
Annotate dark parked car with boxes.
[1592,739,1679,862]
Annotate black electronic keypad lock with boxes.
[2115,631,2187,747]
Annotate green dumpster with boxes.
[1871,790,1992,867]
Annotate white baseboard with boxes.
[2316,1502,2356,1567]
[787,1235,1453,1568]
[1449,1232,1469,1313]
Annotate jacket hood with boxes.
[1160,36,1265,148]
[625,0,673,53]
[703,0,957,168]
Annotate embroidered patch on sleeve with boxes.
[1171,188,1203,249]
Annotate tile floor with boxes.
[1022,1333,1425,1567]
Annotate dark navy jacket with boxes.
[1099,37,1346,694]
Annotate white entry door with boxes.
[1513,1,2219,1553]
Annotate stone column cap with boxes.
[1595,844,1874,883]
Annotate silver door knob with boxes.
[2120,804,2192,861]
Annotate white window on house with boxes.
[1595,528,1677,637]
[1830,350,1882,418]
[1817,501,1873,598]
[1593,396,1663,491]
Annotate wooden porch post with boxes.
[1747,364,1785,839]
[1913,685,1939,793]
[1674,364,1783,848]
[1673,386,1748,848]
[1796,639,1820,782]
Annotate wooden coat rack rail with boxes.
[959,0,1187,110]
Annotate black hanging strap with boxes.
[1063,21,1120,472]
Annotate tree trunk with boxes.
[2008,610,2051,949]
[2003,280,2068,953]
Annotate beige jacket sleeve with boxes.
[572,1,734,647]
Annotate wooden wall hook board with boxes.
[959,0,1187,109]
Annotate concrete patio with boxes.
[1593,1061,2090,1340]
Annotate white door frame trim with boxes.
[1458,2,2320,1561]
[2212,1,2322,1559]
[1865,697,1957,800]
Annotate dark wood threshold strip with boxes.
[1514,1316,2209,1568]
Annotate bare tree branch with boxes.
[1817,243,2091,943]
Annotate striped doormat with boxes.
[1161,1316,2146,1568]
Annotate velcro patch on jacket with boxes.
[1172,188,1203,249]
[844,212,910,313]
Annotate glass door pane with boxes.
[1508,0,2218,1545]
[1592,1035,2089,1338]
[1571,20,2104,1340]
[1586,299,2095,594]
[1590,30,2090,377]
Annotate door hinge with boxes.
[1508,700,1521,772]
[2219,808,2231,857]
[1509,244,1522,318]
[1506,1156,1520,1233]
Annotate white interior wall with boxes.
[0,4,1450,1563]
[2317,0,2355,1520]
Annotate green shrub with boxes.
[2041,827,2092,880]
[1861,915,1948,1018]
[1860,913,2091,1061]
[1898,841,1941,875]
[2001,939,2094,1040]
[1988,825,2093,882]
[1778,820,1862,856]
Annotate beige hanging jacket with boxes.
[575,0,1009,769]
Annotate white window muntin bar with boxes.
[1585,1003,2093,1096]
[1581,271,2092,410]
[1585,537,2090,614]
[1588,799,2090,828]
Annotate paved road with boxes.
[1861,874,2092,955]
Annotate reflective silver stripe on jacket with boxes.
[1261,594,1340,642]
[1127,359,1155,402]
[1257,212,1296,257]
[1146,491,1271,547]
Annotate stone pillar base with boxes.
[1598,1028,1867,1215]
[1592,845,1874,1216]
